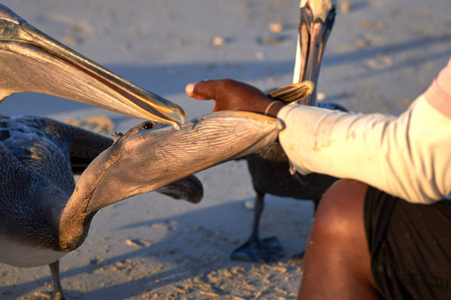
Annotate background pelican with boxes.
[0,4,282,299]
[232,0,348,263]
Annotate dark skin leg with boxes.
[298,179,381,300]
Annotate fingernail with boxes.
[185,83,195,94]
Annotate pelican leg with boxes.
[231,190,285,262]
[48,261,65,300]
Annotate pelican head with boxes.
[293,0,337,105]
[0,4,184,128]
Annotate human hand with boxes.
[185,79,285,117]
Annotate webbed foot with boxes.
[231,236,284,262]
[52,290,64,300]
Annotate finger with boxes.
[185,82,209,100]
[193,79,223,100]
[185,80,217,100]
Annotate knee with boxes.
[313,179,368,239]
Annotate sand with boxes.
[0,0,449,299]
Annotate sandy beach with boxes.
[0,0,450,299]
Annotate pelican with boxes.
[0,4,283,299]
[0,115,203,299]
[232,0,348,263]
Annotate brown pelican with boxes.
[0,115,203,299]
[0,4,283,299]
[232,0,347,262]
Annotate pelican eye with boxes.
[142,121,155,130]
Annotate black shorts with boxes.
[364,187,451,299]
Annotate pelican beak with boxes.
[268,81,315,104]
[293,2,336,106]
[80,111,283,212]
[0,4,184,128]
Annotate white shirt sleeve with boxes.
[277,94,451,204]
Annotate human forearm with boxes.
[278,95,451,203]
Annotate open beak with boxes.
[0,4,184,128]
[293,4,336,106]
[80,111,283,212]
